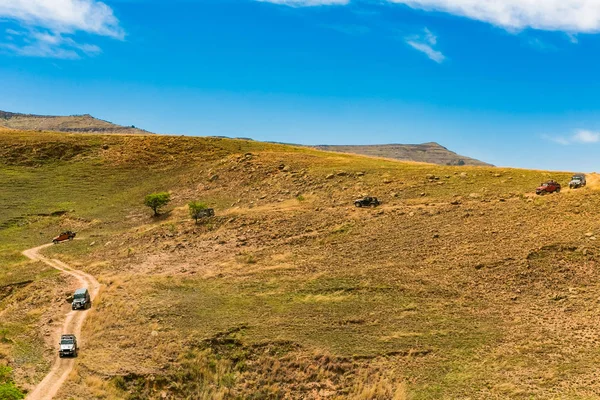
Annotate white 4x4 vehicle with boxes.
[569,175,586,189]
[59,334,78,358]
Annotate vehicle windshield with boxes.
[74,293,86,299]
[572,176,582,180]
[61,338,74,345]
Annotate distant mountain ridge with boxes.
[0,111,152,135]
[314,142,492,166]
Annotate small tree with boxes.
[144,192,171,217]
[189,201,208,224]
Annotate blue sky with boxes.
[3,0,600,170]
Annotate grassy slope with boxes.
[2,130,600,399]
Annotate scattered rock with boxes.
[460,172,468,178]
[432,234,440,239]
[282,165,291,172]
[383,178,392,184]
[326,174,335,180]
[209,174,219,182]
[356,171,365,177]
[450,200,461,205]
[101,144,109,150]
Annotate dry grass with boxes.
[2,130,600,399]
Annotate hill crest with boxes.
[0,110,152,135]
[313,142,492,166]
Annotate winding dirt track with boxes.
[22,244,100,400]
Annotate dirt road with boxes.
[22,244,100,400]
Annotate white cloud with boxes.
[0,0,123,38]
[405,28,445,63]
[573,130,600,143]
[258,0,349,6]
[0,0,123,58]
[543,130,600,145]
[264,0,600,34]
[388,0,600,34]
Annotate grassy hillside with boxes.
[1,130,599,399]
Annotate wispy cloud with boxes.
[526,37,558,52]
[543,130,600,145]
[0,0,123,59]
[405,28,445,63]
[573,130,600,143]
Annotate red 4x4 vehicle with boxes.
[536,180,561,195]
[52,231,76,244]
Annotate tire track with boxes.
[22,244,100,400]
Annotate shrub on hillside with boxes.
[188,201,209,224]
[144,192,171,217]
[0,366,24,400]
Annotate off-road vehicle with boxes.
[58,334,78,358]
[569,174,586,189]
[53,230,76,244]
[71,288,91,310]
[197,208,215,218]
[536,180,561,195]
[354,196,381,207]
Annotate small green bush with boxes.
[0,383,24,400]
[144,192,171,216]
[0,367,24,400]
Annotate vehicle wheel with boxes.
[53,240,58,244]
[556,188,561,193]
[355,203,362,208]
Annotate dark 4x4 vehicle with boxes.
[53,230,76,244]
[536,180,561,195]
[59,334,78,358]
[72,288,91,310]
[354,196,381,207]
[569,174,587,189]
